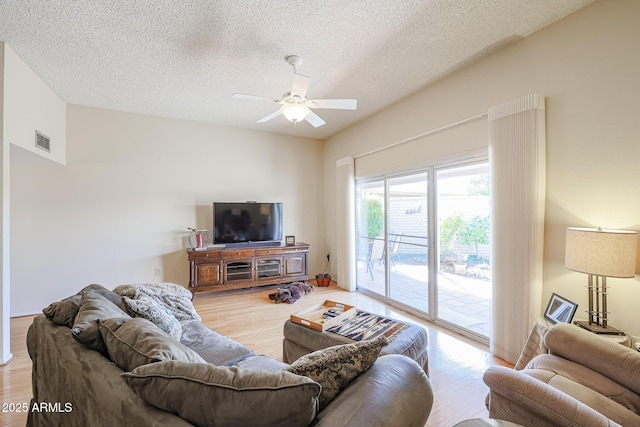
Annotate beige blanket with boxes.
[112,283,200,339]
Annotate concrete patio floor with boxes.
[356,260,491,338]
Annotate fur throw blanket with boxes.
[113,283,200,340]
[269,282,314,304]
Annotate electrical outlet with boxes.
[154,267,162,277]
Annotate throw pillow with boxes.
[42,293,82,328]
[122,361,320,427]
[99,317,205,372]
[287,336,388,410]
[71,289,130,355]
[42,283,126,328]
[122,296,183,340]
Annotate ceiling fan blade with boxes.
[309,99,357,110]
[256,107,284,123]
[232,93,278,103]
[304,110,326,128]
[291,72,311,97]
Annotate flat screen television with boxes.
[213,202,283,246]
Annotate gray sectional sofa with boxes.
[27,283,433,426]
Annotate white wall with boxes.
[11,105,324,315]
[324,0,640,337]
[4,45,66,165]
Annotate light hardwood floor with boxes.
[1,283,511,426]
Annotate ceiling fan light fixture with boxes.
[282,103,308,123]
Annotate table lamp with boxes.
[564,227,637,334]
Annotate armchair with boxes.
[483,323,640,426]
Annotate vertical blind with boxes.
[335,157,356,291]
[489,93,546,364]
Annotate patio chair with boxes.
[389,233,403,270]
[366,238,385,280]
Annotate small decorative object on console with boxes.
[188,228,208,250]
[285,235,296,246]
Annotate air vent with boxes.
[35,130,51,152]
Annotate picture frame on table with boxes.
[544,293,578,324]
[285,235,296,246]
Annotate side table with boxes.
[514,316,630,370]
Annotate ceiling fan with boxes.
[232,55,357,128]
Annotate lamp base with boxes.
[574,320,625,335]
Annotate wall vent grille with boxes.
[35,130,51,152]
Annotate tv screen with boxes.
[213,202,283,245]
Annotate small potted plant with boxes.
[315,272,331,287]
[316,254,332,287]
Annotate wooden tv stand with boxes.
[187,243,309,294]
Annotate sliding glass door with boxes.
[355,174,430,314]
[355,179,385,296]
[387,173,429,313]
[355,159,491,342]
[436,163,491,339]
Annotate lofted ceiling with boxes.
[0,0,594,140]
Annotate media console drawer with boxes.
[222,249,255,259]
[188,250,224,259]
[254,247,284,256]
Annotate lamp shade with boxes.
[565,227,637,277]
[282,104,308,122]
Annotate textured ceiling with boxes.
[0,0,594,140]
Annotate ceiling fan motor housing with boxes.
[282,93,308,104]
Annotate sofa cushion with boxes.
[179,321,256,365]
[71,289,130,355]
[99,317,205,372]
[122,361,320,427]
[545,323,640,396]
[544,323,640,394]
[234,355,290,371]
[523,365,640,426]
[286,336,388,410]
[43,284,126,328]
[527,353,640,416]
[122,296,183,340]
